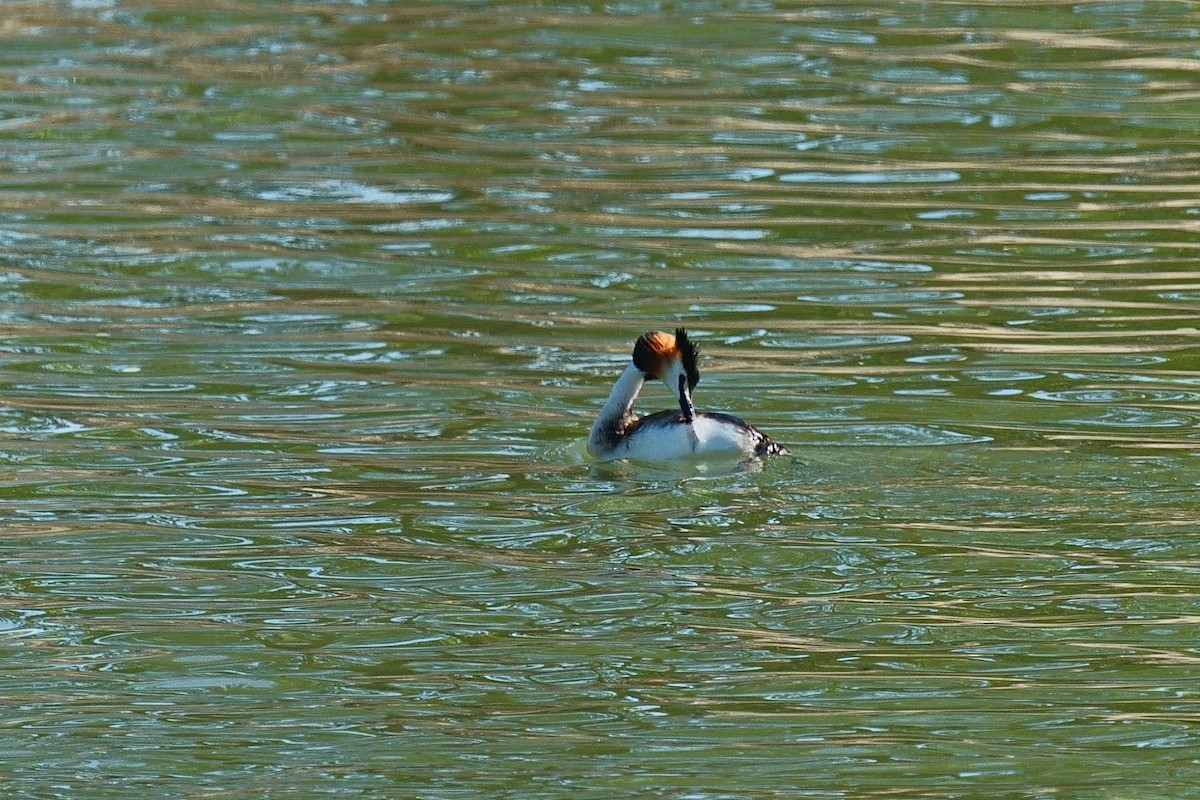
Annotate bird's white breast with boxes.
[614,415,756,462]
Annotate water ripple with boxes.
[5,2,1200,797]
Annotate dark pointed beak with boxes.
[677,374,695,423]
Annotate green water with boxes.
[3,2,1200,797]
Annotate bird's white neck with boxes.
[595,363,644,427]
[587,363,644,456]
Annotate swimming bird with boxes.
[587,327,786,462]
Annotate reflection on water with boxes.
[3,1,1200,797]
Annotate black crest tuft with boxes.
[675,328,700,390]
[631,331,658,375]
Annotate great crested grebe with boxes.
[587,328,786,462]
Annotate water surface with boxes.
[3,2,1200,797]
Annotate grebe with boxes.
[587,328,786,462]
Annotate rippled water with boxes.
[4,2,1200,797]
